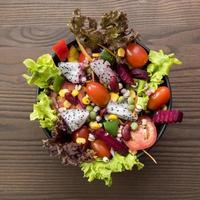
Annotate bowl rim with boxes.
[37,37,172,156]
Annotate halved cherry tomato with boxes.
[124,116,157,151]
[148,86,170,110]
[52,39,69,61]
[72,126,89,147]
[79,52,86,63]
[85,81,110,107]
[91,139,111,158]
[126,43,148,68]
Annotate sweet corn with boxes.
[117,48,125,57]
[59,89,69,97]
[89,121,102,130]
[63,100,71,108]
[71,89,79,97]
[108,114,118,121]
[82,95,90,105]
[76,137,86,144]
[92,53,100,58]
[110,92,119,102]
[130,90,136,99]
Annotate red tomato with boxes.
[79,52,86,63]
[72,126,89,145]
[85,81,110,107]
[52,39,69,61]
[91,139,111,158]
[148,86,170,110]
[126,43,148,68]
[124,116,157,151]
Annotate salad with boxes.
[23,9,183,186]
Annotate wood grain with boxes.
[0,0,200,200]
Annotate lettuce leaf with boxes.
[30,91,57,130]
[23,54,63,91]
[147,50,182,91]
[81,153,144,186]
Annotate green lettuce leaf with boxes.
[23,54,63,92]
[136,96,149,110]
[30,91,57,130]
[147,50,182,91]
[81,153,144,187]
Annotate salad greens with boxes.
[30,91,57,130]
[69,9,137,51]
[23,54,63,92]
[81,153,144,186]
[147,50,182,91]
[135,49,182,111]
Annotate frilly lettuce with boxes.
[23,54,64,92]
[30,91,57,130]
[147,50,182,91]
[81,153,144,187]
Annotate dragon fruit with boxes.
[58,108,89,132]
[106,101,134,121]
[58,62,85,84]
[90,59,118,86]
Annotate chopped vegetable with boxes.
[153,110,183,124]
[100,49,115,65]
[52,39,69,61]
[93,128,128,155]
[81,152,144,186]
[117,63,134,85]
[131,68,149,80]
[68,45,79,62]
[103,120,119,136]
[30,91,58,130]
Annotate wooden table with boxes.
[0,1,200,199]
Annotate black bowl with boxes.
[37,38,172,155]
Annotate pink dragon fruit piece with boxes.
[107,101,134,121]
[58,108,89,132]
[58,62,86,84]
[90,59,118,86]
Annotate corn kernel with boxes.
[92,53,100,58]
[89,121,102,130]
[110,92,119,102]
[72,89,79,97]
[76,137,86,144]
[108,114,118,121]
[82,95,90,105]
[130,90,136,99]
[117,48,125,57]
[59,89,69,98]
[63,100,71,108]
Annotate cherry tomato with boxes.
[91,139,111,158]
[86,81,110,107]
[79,52,86,63]
[126,43,148,68]
[124,116,157,151]
[148,86,170,110]
[72,126,89,146]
